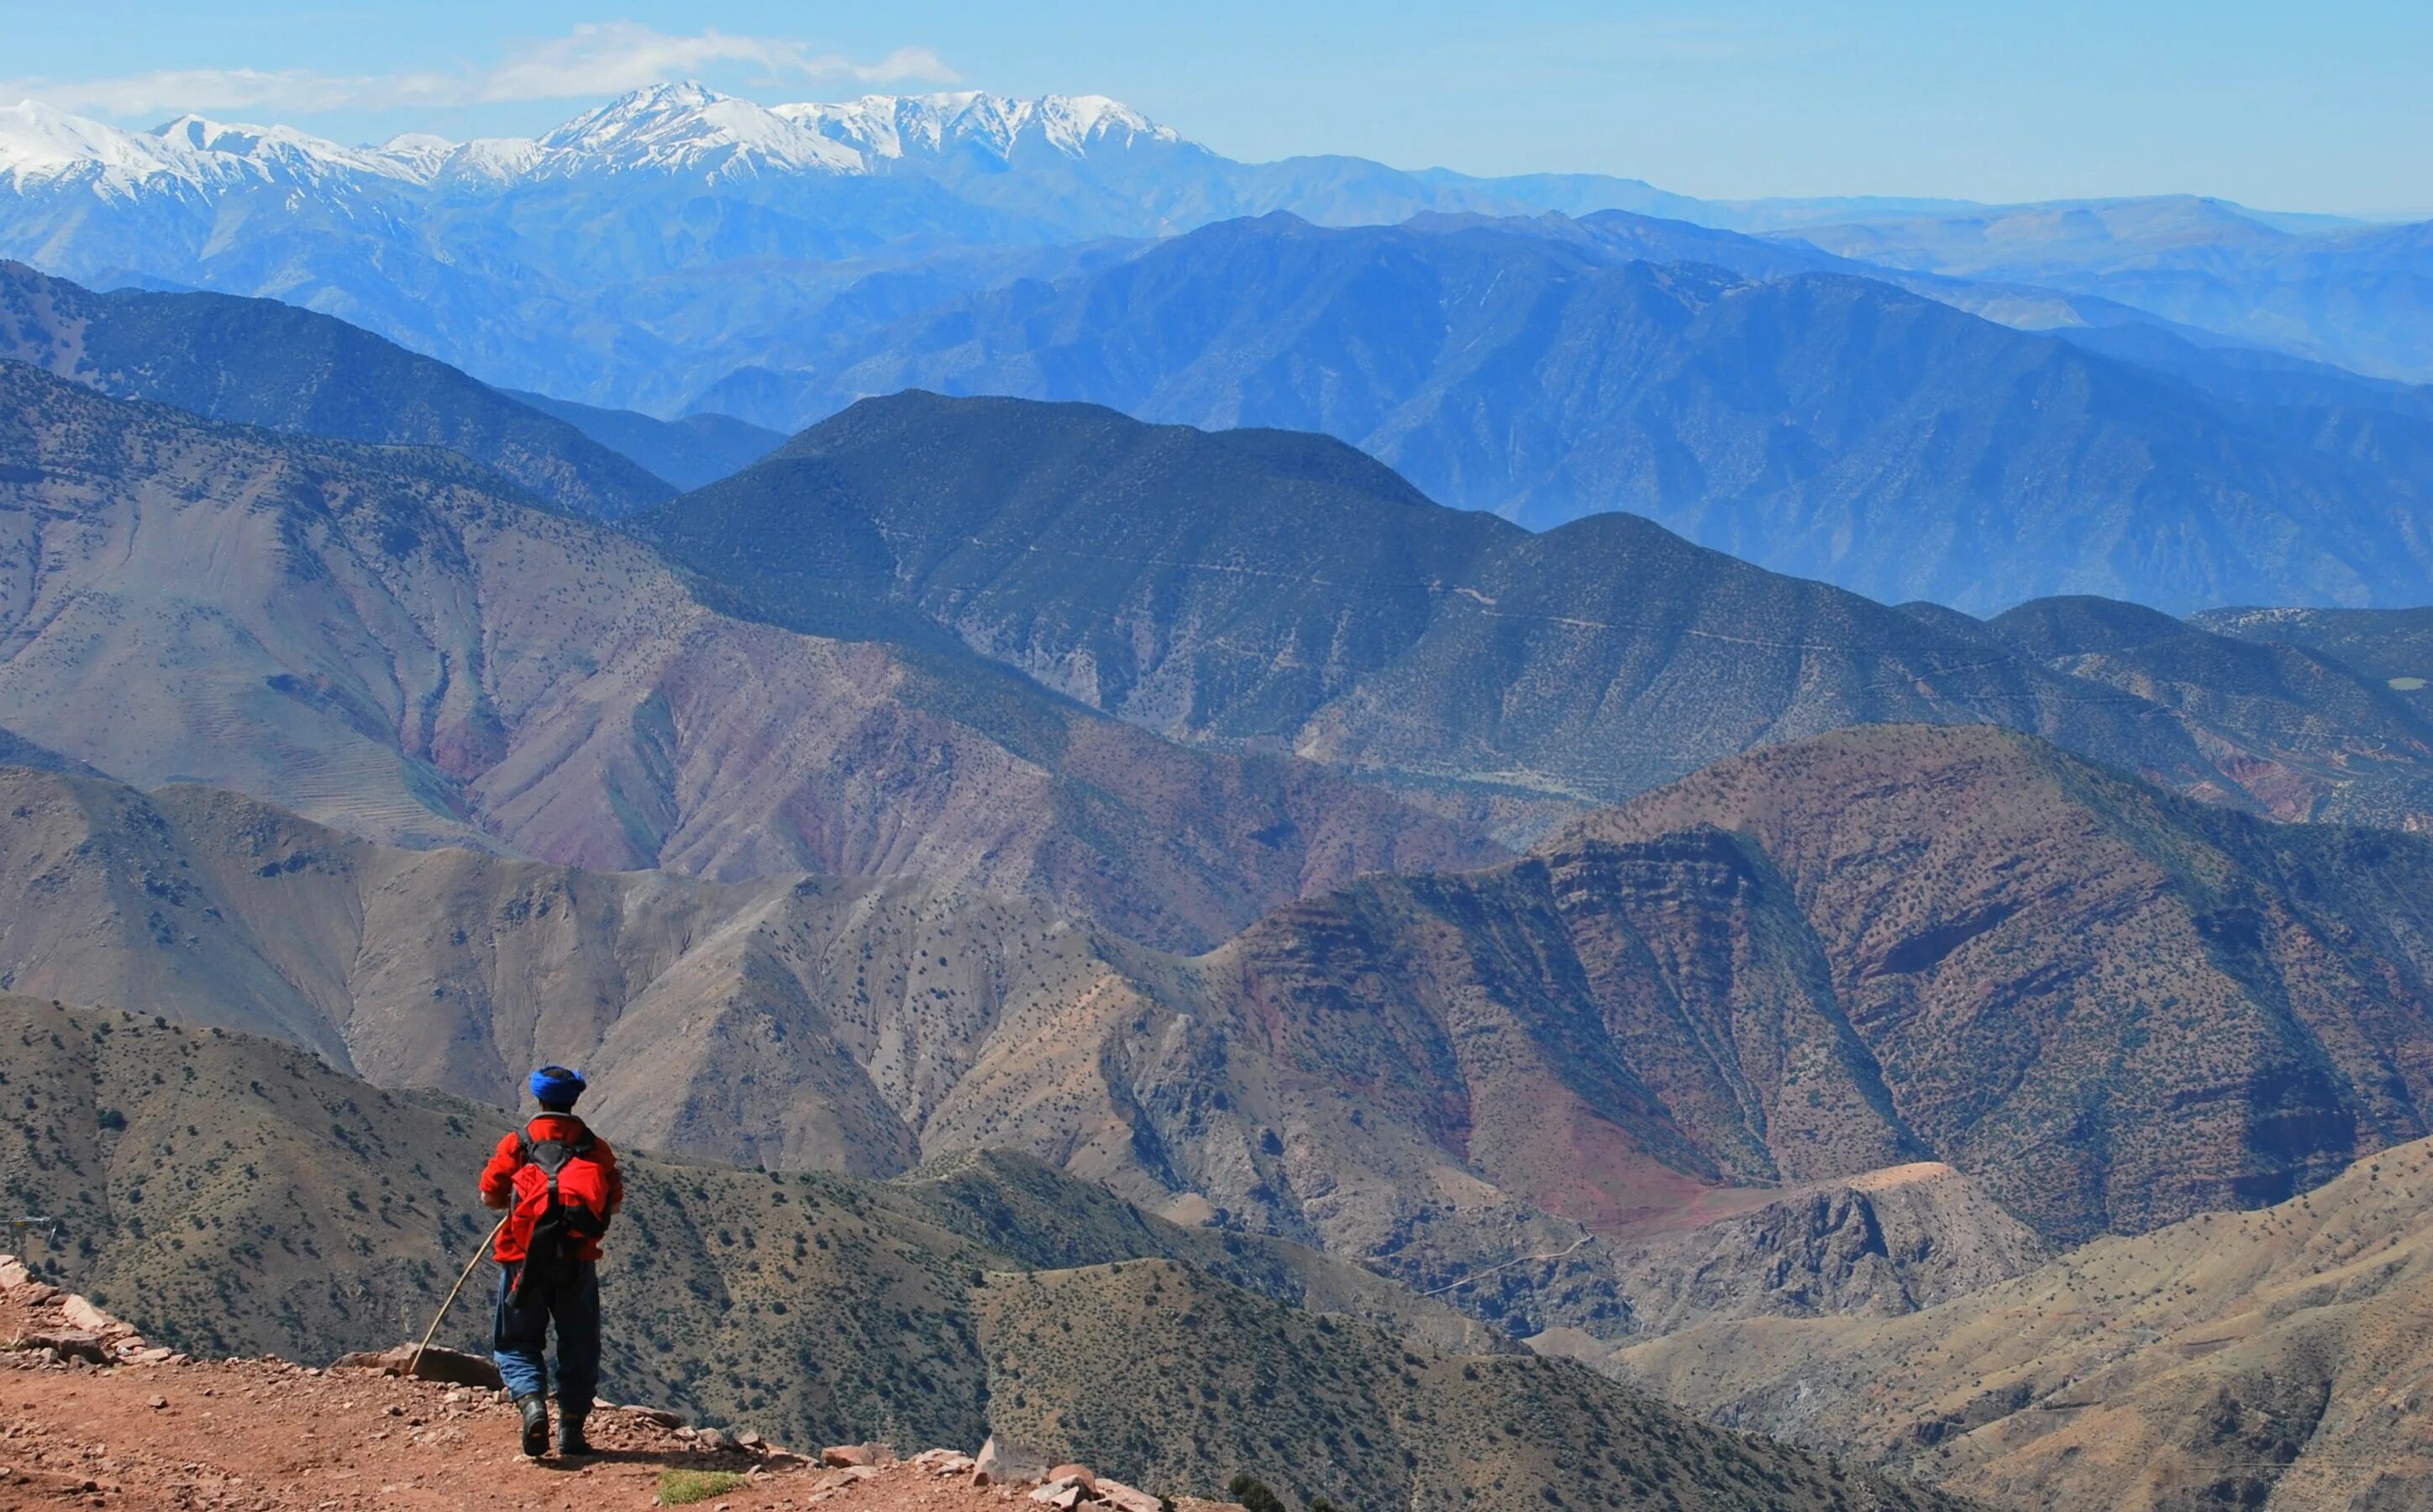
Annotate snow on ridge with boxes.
[1,99,434,197]
[0,81,1186,198]
[0,101,215,189]
[530,80,862,179]
[773,90,1183,163]
[150,113,423,181]
[427,136,544,186]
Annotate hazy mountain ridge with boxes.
[500,386,784,491]
[5,82,2419,412]
[2194,603,2433,731]
[722,214,2433,612]
[1982,594,2433,829]
[1784,196,2433,383]
[644,391,2433,832]
[0,259,671,516]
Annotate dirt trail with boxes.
[0,1285,1215,1511]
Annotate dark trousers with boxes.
[492,1258,600,1418]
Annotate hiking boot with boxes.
[558,1414,591,1458]
[517,1393,549,1457]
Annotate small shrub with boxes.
[1228,1474,1289,1512]
[656,1468,750,1505]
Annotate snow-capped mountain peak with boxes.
[1031,94,1176,151]
[152,113,281,155]
[531,81,862,179]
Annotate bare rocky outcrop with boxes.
[1596,1162,2054,1336]
[1,1256,164,1368]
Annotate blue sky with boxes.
[3,2,2425,211]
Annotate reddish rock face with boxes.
[1109,723,2433,1291]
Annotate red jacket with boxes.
[480,1114,623,1262]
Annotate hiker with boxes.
[480,1065,623,1458]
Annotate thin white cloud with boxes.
[1,66,382,118]
[474,25,954,103]
[2,23,959,120]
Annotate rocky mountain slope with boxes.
[0,363,1494,952]
[2196,604,2433,738]
[1552,723,2433,1241]
[979,1260,1960,1511]
[728,213,2433,611]
[0,762,2052,1352]
[1612,1135,2433,1510]
[1975,595,2433,829]
[1074,721,2433,1289]
[0,995,1951,1511]
[0,260,671,517]
[644,389,2408,829]
[16,719,2433,1365]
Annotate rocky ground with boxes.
[0,1263,1230,1511]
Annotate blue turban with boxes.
[528,1065,587,1109]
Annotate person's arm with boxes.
[478,1133,521,1210]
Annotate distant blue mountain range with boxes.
[5,81,2430,612]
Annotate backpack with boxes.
[505,1126,611,1303]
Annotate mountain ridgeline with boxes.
[642,390,2433,832]
[0,360,1496,953]
[1613,1132,2433,1510]
[0,260,675,516]
[712,213,2433,612]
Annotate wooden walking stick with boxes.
[409,1212,511,1378]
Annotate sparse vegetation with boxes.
[4,995,1956,1512]
[654,1468,751,1505]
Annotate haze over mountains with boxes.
[0,258,674,514]
[724,214,2433,611]
[8,83,2431,611]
